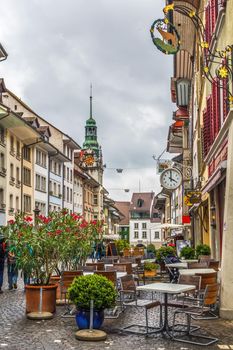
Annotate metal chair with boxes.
[119,274,162,335]
[172,283,219,346]
[60,270,83,317]
[113,262,133,274]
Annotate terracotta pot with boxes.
[25,284,57,314]
[49,276,61,300]
[144,270,157,278]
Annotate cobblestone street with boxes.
[0,274,233,350]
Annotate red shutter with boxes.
[207,95,213,146]
[210,0,218,33]
[212,78,221,137]
[203,107,211,158]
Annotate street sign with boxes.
[184,191,202,206]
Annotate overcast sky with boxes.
[1,0,173,201]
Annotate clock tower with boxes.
[82,86,103,185]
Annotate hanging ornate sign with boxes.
[150,19,180,55]
[184,190,202,206]
[78,149,95,167]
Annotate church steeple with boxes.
[83,85,100,157]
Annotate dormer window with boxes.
[137,198,144,207]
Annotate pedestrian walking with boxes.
[0,235,6,293]
[7,250,18,290]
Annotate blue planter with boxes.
[75,309,105,329]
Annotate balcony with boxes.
[16,152,21,161]
[0,167,6,177]
[10,148,15,157]
[9,177,15,186]
[0,138,6,147]
[16,180,21,188]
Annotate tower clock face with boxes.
[160,168,182,190]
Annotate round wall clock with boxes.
[160,168,182,190]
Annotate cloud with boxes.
[1,0,173,200]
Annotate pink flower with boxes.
[8,220,15,225]
[55,229,62,235]
[24,216,33,222]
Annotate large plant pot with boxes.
[49,276,61,300]
[25,284,57,314]
[144,270,157,278]
[76,309,104,329]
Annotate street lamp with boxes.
[33,206,40,226]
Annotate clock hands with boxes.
[169,176,177,183]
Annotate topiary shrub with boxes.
[196,244,211,258]
[180,246,196,260]
[146,244,156,255]
[68,274,117,310]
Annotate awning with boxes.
[156,223,184,230]
[103,234,120,240]
[202,162,226,194]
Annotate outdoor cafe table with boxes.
[83,271,127,279]
[105,263,138,269]
[179,268,215,276]
[136,282,195,334]
[166,262,188,269]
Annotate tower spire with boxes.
[90,83,93,119]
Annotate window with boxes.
[9,194,13,209]
[35,174,46,192]
[58,164,61,176]
[63,165,66,179]
[67,168,69,181]
[67,187,69,202]
[70,169,72,182]
[14,105,17,111]
[16,196,19,211]
[54,162,57,174]
[142,222,147,229]
[16,141,20,157]
[58,184,61,197]
[10,136,14,154]
[137,198,144,207]
[53,182,57,196]
[0,128,5,144]
[134,223,139,229]
[70,189,72,203]
[154,231,160,240]
[36,149,47,167]
[23,167,31,186]
[0,189,4,206]
[63,185,66,201]
[23,147,31,162]
[16,167,20,184]
[23,195,31,213]
[0,153,4,170]
[10,163,14,179]
[142,231,147,239]
[134,231,139,239]
[93,194,98,205]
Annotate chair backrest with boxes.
[105,266,116,271]
[86,262,104,271]
[195,272,217,290]
[188,262,208,269]
[178,274,201,292]
[203,283,220,306]
[61,270,83,290]
[94,270,117,286]
[208,261,219,271]
[199,255,212,263]
[119,257,135,263]
[113,262,132,274]
[120,274,136,292]
[102,257,119,264]
[113,263,127,272]
[82,265,97,271]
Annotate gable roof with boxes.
[129,192,154,212]
[114,201,130,225]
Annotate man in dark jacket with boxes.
[0,235,6,293]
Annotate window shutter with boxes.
[203,107,211,158]
[222,59,229,120]
[210,0,218,34]
[207,95,213,146]
[212,78,221,137]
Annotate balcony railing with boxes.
[0,167,6,177]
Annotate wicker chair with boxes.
[86,262,104,271]
[119,274,162,335]
[172,284,219,346]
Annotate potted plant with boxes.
[68,274,117,329]
[180,246,196,260]
[146,243,156,258]
[156,246,176,263]
[3,211,104,317]
[115,239,130,256]
[144,261,159,277]
[196,244,211,259]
